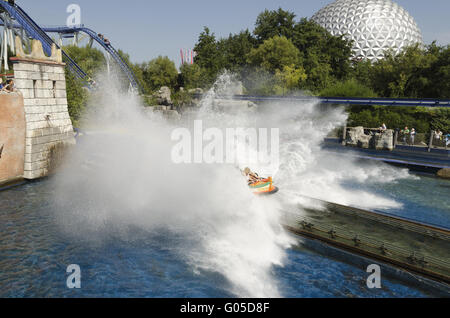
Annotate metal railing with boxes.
[332,127,449,151]
[396,131,449,150]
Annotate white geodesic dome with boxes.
[311,0,423,61]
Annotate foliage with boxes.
[240,68,278,95]
[141,56,178,91]
[367,43,450,99]
[247,36,301,73]
[65,70,89,127]
[423,44,450,98]
[320,78,377,98]
[253,8,296,43]
[61,8,449,133]
[117,49,147,93]
[347,106,449,133]
[274,64,307,93]
[62,45,105,125]
[172,89,194,108]
[179,63,206,89]
[430,108,450,132]
[218,30,256,71]
[193,27,224,85]
[63,45,106,77]
[293,18,353,87]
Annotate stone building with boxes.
[0,37,75,184]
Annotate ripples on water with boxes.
[0,177,447,297]
[343,173,450,229]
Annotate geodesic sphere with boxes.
[311,0,423,61]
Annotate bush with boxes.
[179,63,205,89]
[320,78,377,98]
[347,106,447,132]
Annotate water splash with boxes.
[52,71,413,297]
[52,72,293,297]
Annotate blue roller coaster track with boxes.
[224,95,450,108]
[0,1,142,93]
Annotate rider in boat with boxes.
[242,167,262,185]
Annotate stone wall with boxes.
[0,93,25,185]
[345,126,394,151]
[437,168,450,179]
[9,37,75,180]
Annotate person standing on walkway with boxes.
[401,126,410,144]
[410,128,416,146]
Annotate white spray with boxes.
[52,72,413,297]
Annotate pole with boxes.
[428,130,434,153]
[341,124,347,146]
[393,130,398,149]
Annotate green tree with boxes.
[370,44,436,98]
[320,78,377,98]
[240,68,277,95]
[430,108,450,131]
[218,30,256,71]
[247,36,301,73]
[292,18,353,90]
[194,27,224,85]
[351,59,373,86]
[117,49,147,93]
[302,50,333,91]
[63,45,106,77]
[142,56,178,91]
[65,71,89,127]
[179,63,205,89]
[62,45,105,125]
[254,8,296,43]
[421,44,450,98]
[274,64,307,93]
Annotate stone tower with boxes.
[0,37,75,182]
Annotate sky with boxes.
[17,0,450,66]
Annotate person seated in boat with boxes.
[242,167,262,185]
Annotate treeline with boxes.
[183,8,449,99]
[64,8,449,132]
[180,8,449,133]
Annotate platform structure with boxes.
[281,197,450,285]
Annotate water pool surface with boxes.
[0,176,448,298]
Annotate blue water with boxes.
[343,174,450,229]
[0,176,448,298]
